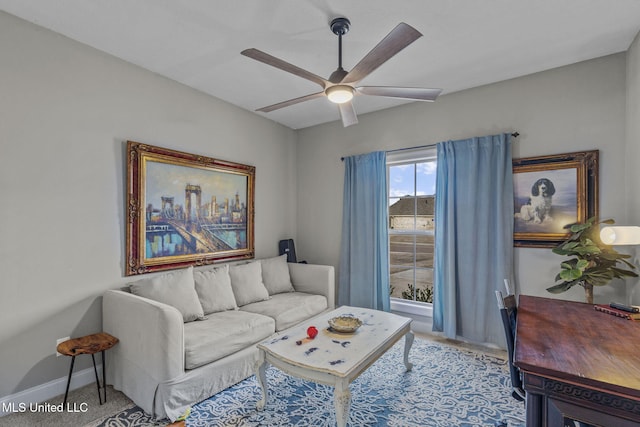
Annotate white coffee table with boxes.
[255,305,413,427]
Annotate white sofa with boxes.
[103,255,335,421]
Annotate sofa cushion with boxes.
[194,264,238,314]
[261,254,294,295]
[183,310,275,369]
[129,266,205,323]
[240,292,328,331]
[229,261,270,306]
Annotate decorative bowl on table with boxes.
[328,315,362,333]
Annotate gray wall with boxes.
[626,32,640,304]
[297,52,631,306]
[0,12,297,397]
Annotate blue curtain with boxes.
[432,134,513,346]
[339,151,390,311]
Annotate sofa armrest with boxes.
[288,263,335,309]
[103,289,185,415]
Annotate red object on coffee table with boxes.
[307,326,318,338]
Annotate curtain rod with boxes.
[340,132,519,161]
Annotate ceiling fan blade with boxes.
[357,86,442,101]
[241,48,329,89]
[256,91,325,113]
[341,23,422,85]
[338,101,358,127]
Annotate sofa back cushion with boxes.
[128,266,205,323]
[240,292,327,332]
[194,264,238,314]
[229,261,270,306]
[261,254,294,295]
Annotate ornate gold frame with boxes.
[513,150,599,248]
[126,141,255,276]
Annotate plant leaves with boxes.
[611,267,639,278]
[570,223,591,233]
[560,269,582,281]
[547,281,576,293]
[549,216,638,296]
[576,259,589,270]
[573,245,601,255]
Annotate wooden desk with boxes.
[514,295,640,426]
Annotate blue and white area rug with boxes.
[93,338,525,427]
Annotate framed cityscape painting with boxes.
[126,141,255,276]
[513,150,598,248]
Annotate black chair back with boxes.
[495,290,525,401]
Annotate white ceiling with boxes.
[2,0,640,130]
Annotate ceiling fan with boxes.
[241,18,442,127]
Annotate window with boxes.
[387,147,436,315]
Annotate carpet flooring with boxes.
[88,337,525,427]
[1,384,133,427]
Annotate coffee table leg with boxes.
[334,380,351,427]
[255,350,268,411]
[404,331,414,371]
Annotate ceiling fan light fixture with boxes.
[242,19,440,127]
[326,85,354,104]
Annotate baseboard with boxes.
[0,364,102,417]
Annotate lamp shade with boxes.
[600,226,640,245]
[326,85,354,104]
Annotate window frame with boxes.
[387,146,437,317]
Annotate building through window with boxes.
[387,147,436,313]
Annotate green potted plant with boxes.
[548,217,638,304]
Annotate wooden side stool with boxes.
[56,332,119,405]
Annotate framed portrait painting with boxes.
[513,150,598,248]
[126,141,255,276]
